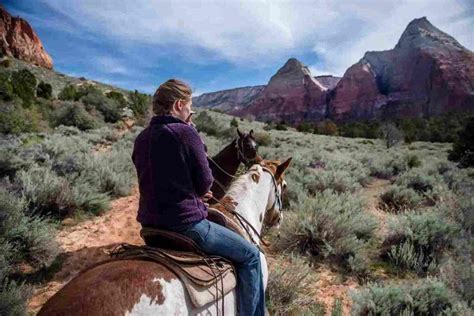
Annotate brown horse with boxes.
[209,128,259,200]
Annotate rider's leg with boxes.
[170,219,265,316]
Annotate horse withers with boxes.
[38,158,292,316]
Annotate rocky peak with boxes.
[395,16,464,50]
[269,58,326,91]
[0,6,53,69]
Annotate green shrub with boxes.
[351,279,467,315]
[81,92,121,123]
[253,132,272,146]
[52,102,100,130]
[296,122,314,133]
[406,154,422,169]
[274,191,377,274]
[315,120,338,136]
[194,111,222,136]
[0,100,42,134]
[58,84,78,101]
[307,170,361,194]
[382,212,459,274]
[379,185,423,212]
[0,58,12,68]
[106,90,127,108]
[16,166,75,217]
[0,188,58,270]
[129,90,149,116]
[448,117,474,168]
[0,72,13,101]
[0,279,31,316]
[266,255,324,315]
[230,117,239,128]
[37,81,53,99]
[275,121,288,131]
[11,69,37,107]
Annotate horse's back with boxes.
[39,259,187,316]
[39,259,237,316]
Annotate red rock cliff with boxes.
[0,6,53,69]
[235,58,328,123]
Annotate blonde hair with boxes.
[152,79,192,115]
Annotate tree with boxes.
[381,122,404,149]
[448,117,474,168]
[129,90,149,116]
[0,72,13,101]
[106,91,127,108]
[230,117,239,128]
[58,84,78,101]
[316,119,338,136]
[11,69,37,107]
[37,82,53,99]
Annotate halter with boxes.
[235,136,256,167]
[207,136,257,180]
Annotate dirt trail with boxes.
[28,188,142,314]
[362,178,391,237]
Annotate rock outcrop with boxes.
[192,85,265,111]
[0,6,53,69]
[329,17,474,120]
[234,58,328,123]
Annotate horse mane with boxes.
[212,138,237,160]
[225,164,261,200]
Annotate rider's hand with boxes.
[201,191,213,202]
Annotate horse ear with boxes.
[237,128,244,138]
[249,129,254,136]
[275,157,292,179]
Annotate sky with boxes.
[4,0,473,95]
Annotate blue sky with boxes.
[4,0,473,95]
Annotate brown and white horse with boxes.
[39,158,292,316]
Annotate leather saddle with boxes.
[110,225,237,309]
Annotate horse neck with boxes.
[225,169,272,242]
[212,139,240,175]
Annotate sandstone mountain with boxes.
[196,17,473,123]
[192,85,265,111]
[329,17,474,120]
[232,58,328,123]
[0,6,53,69]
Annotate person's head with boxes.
[152,79,193,122]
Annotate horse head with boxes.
[236,128,261,166]
[258,158,292,229]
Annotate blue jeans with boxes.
[169,219,265,316]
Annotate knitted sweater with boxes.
[132,115,213,228]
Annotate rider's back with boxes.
[132,114,213,228]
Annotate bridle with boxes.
[236,136,257,167]
[209,166,283,250]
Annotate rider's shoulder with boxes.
[166,122,199,140]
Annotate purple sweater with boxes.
[132,115,213,228]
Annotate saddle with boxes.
[110,226,237,309]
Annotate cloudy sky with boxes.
[4,0,473,95]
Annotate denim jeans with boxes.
[169,219,265,316]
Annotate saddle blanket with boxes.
[110,244,236,308]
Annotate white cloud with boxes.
[95,56,128,75]
[43,0,473,76]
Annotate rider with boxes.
[132,79,265,316]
